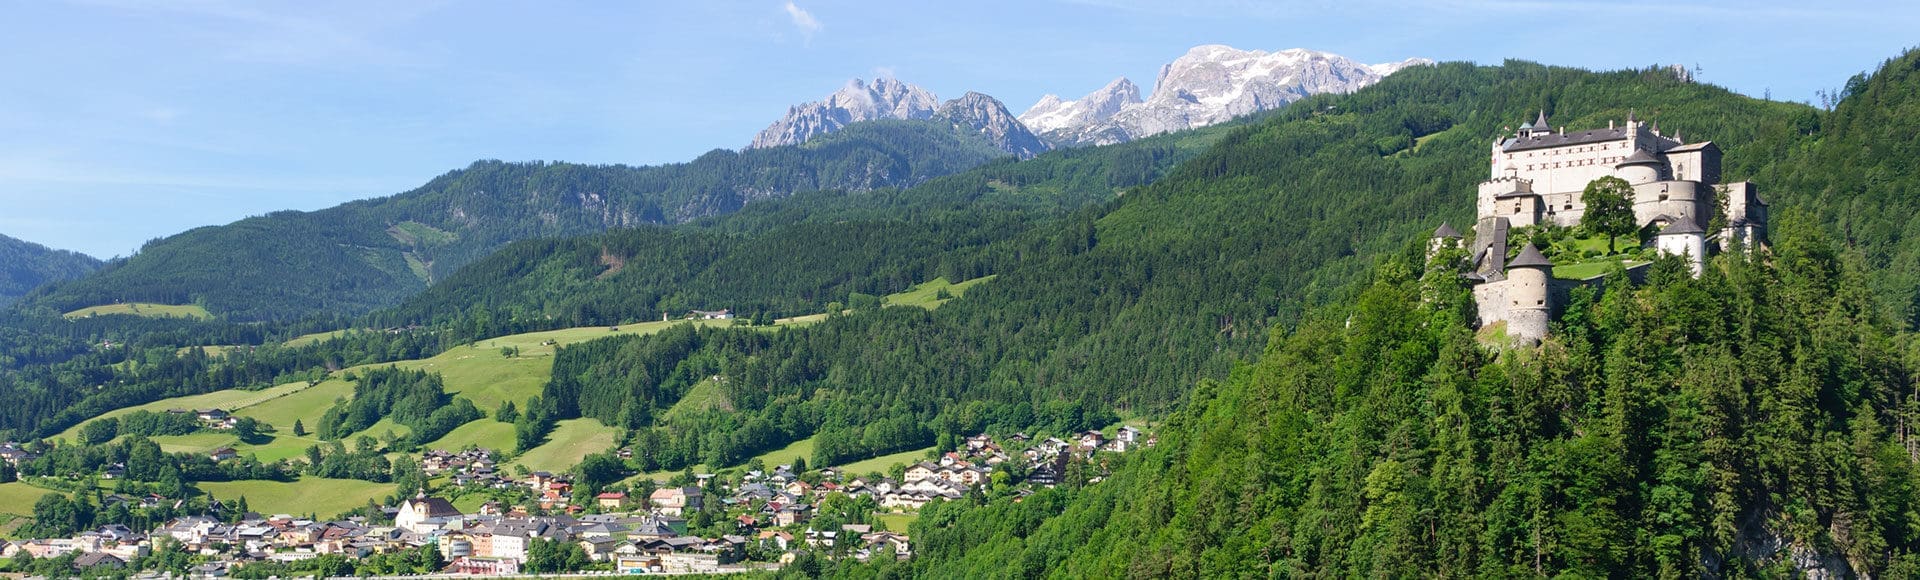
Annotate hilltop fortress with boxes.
[1432,111,1769,344]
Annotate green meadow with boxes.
[197,477,395,519]
[62,303,212,320]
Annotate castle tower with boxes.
[1614,149,1663,185]
[1524,110,1552,137]
[1654,216,1707,276]
[1503,243,1554,344]
[1429,222,1463,262]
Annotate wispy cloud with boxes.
[784,1,822,42]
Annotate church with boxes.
[1433,111,1770,344]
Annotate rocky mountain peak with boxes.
[936,92,1050,159]
[1018,77,1143,136]
[749,77,941,149]
[1023,45,1428,147]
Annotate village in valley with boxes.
[0,425,1152,577]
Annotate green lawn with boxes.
[1554,259,1647,281]
[884,276,996,309]
[0,483,54,516]
[509,419,623,473]
[63,303,212,320]
[55,380,318,442]
[424,419,516,452]
[875,512,918,532]
[198,477,395,519]
[835,446,936,477]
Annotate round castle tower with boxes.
[1654,216,1707,276]
[1615,149,1663,185]
[1503,243,1553,344]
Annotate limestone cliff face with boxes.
[1018,77,1142,145]
[935,92,1050,159]
[1022,45,1430,146]
[749,77,940,149]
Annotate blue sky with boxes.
[2,0,1912,258]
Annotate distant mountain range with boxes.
[0,233,100,306]
[751,78,1048,159]
[27,121,1007,321]
[1024,45,1432,146]
[749,44,1429,151]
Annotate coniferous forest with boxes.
[1,46,1919,578]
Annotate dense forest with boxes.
[0,233,101,306]
[906,224,1918,577]
[21,119,1010,321]
[456,59,1820,482]
[888,51,1920,578]
[3,45,1917,577]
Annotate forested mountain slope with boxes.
[373,123,1224,332]
[22,120,1006,321]
[898,52,1920,579]
[467,61,1817,482]
[0,233,100,306]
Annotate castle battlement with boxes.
[1433,110,1770,346]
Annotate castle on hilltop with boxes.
[1431,111,1769,344]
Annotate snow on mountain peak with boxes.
[1024,45,1426,147]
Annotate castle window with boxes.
[1536,299,1544,305]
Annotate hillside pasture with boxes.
[884,276,995,309]
[423,419,517,452]
[0,483,53,516]
[63,303,212,320]
[508,419,622,473]
[198,477,395,519]
[55,380,316,442]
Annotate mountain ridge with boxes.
[0,233,102,307]
[1021,45,1430,146]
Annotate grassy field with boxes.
[509,419,623,473]
[884,276,995,309]
[61,317,823,475]
[383,318,746,413]
[284,330,348,348]
[1555,258,1647,280]
[875,512,918,532]
[835,446,936,477]
[55,380,317,442]
[660,377,731,423]
[422,419,515,451]
[234,380,354,432]
[0,482,53,516]
[198,477,395,519]
[63,303,212,320]
[750,436,818,472]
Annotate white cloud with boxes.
[783,1,822,41]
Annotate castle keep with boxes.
[1435,111,1769,344]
